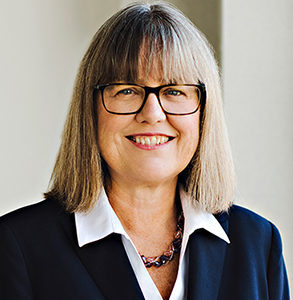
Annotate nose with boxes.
[135,92,166,124]
[136,93,166,124]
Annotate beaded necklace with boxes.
[140,212,184,268]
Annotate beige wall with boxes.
[0,0,292,291]
[222,0,293,289]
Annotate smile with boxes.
[126,135,175,146]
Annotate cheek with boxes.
[97,107,118,156]
[97,107,132,157]
[97,110,109,147]
[169,114,200,149]
[183,125,200,161]
[171,116,200,172]
[97,99,119,141]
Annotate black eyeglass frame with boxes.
[95,82,206,116]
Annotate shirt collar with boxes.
[75,186,230,247]
[75,188,125,247]
[179,187,230,244]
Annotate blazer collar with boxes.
[187,210,229,300]
[58,208,145,300]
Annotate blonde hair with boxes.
[44,2,236,213]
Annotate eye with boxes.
[166,89,181,96]
[116,88,135,96]
[163,88,186,97]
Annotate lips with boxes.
[126,134,175,146]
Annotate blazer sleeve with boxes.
[0,222,33,299]
[267,222,290,300]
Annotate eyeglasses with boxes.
[95,82,206,115]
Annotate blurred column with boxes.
[171,0,222,64]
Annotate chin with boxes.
[129,166,179,185]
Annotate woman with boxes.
[0,2,289,300]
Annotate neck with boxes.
[105,176,178,237]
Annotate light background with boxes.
[0,0,292,293]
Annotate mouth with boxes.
[126,135,175,146]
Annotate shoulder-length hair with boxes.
[44,2,236,214]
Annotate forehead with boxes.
[128,41,199,85]
[136,46,164,84]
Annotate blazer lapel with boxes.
[59,211,145,300]
[187,212,229,300]
[75,234,145,300]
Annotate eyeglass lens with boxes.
[102,84,201,114]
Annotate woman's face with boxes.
[97,67,200,186]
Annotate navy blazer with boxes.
[0,199,289,299]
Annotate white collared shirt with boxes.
[75,187,230,300]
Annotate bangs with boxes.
[95,4,202,85]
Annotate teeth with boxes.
[161,136,168,144]
[130,135,171,145]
